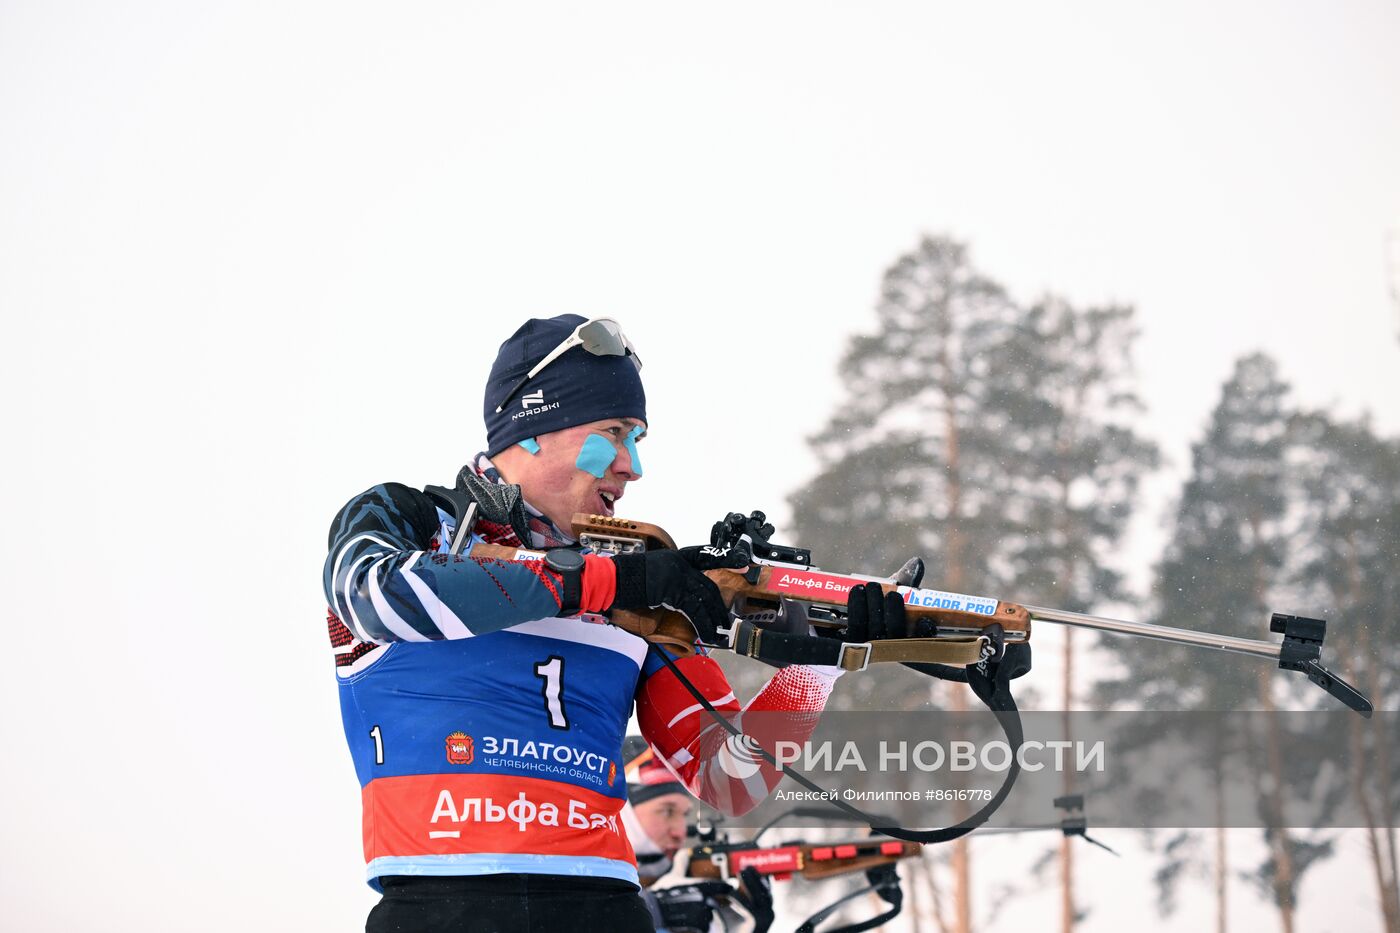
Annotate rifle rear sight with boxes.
[712,510,812,568]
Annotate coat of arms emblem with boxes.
[445,731,474,765]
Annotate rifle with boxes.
[461,507,1374,844]
[684,793,1111,883]
[468,508,1370,715]
[682,809,918,933]
[681,795,1116,931]
[466,510,1030,667]
[686,831,921,883]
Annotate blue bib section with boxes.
[338,626,643,794]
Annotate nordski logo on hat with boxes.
[513,389,561,420]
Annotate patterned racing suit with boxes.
[324,454,840,890]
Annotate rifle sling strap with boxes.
[795,868,902,933]
[728,618,987,671]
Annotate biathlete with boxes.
[323,315,908,932]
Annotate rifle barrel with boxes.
[1022,605,1281,661]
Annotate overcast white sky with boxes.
[2,2,1398,931]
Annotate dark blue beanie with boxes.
[483,314,647,456]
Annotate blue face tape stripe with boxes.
[575,434,617,478]
[518,437,541,454]
[623,425,644,477]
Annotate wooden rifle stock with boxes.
[568,513,1031,648]
[467,512,1031,660]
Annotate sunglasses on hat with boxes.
[494,317,644,414]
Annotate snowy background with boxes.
[2,2,1398,930]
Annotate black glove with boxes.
[844,555,928,642]
[653,881,732,933]
[736,867,775,933]
[611,544,749,644]
[866,864,903,908]
[845,579,937,642]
